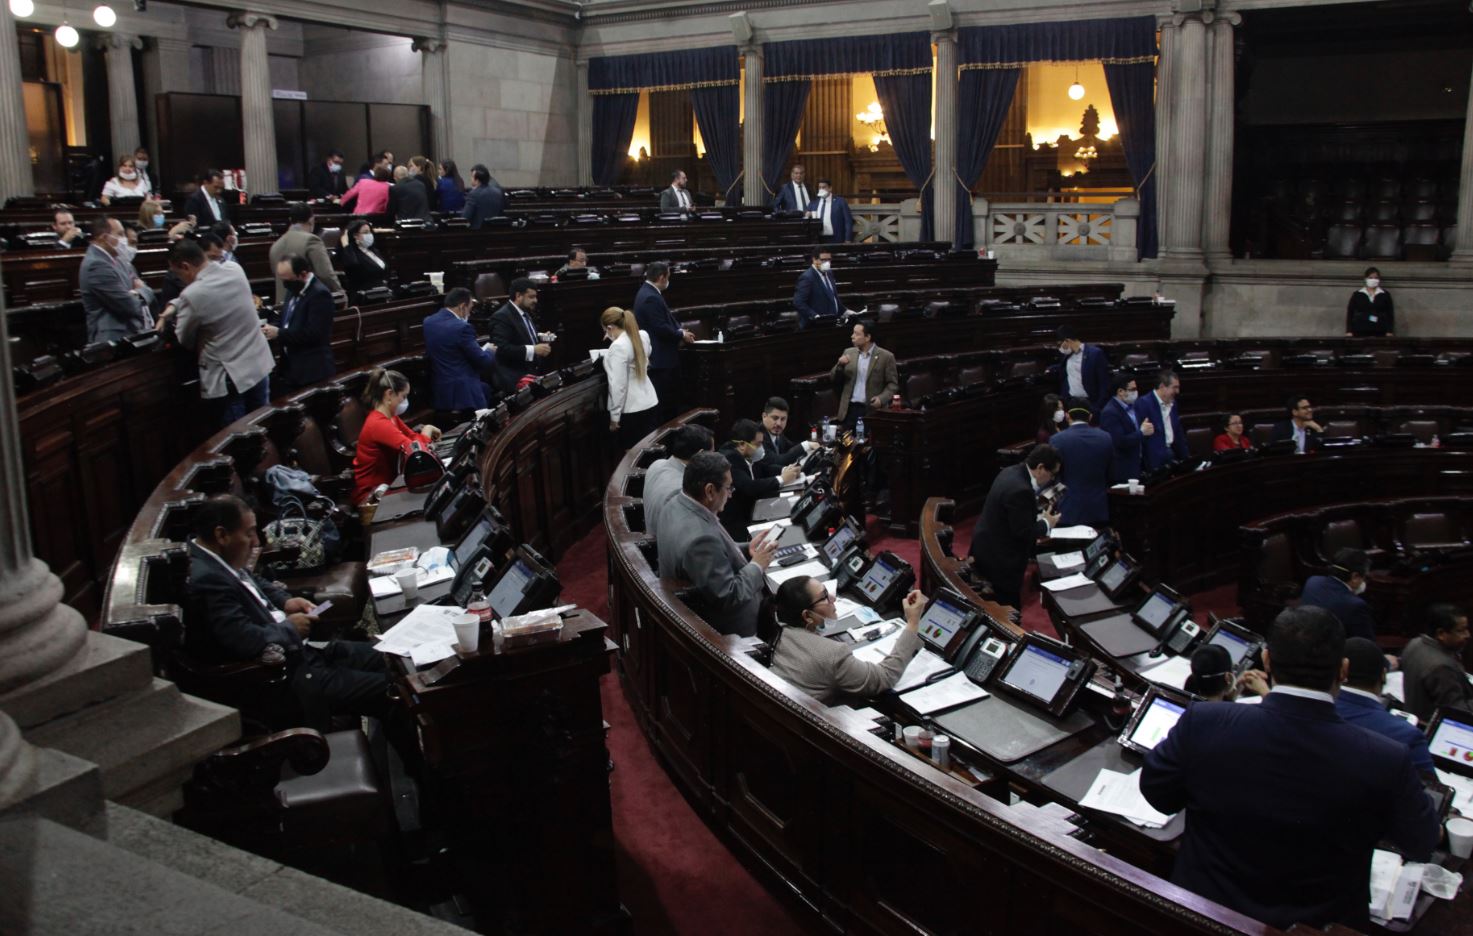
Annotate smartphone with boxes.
[308,599,334,617]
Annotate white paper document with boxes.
[1051,551,1085,569]
[1137,654,1193,691]
[1077,768,1175,829]
[410,642,457,667]
[766,559,830,588]
[1369,849,1423,922]
[375,604,465,658]
[892,649,954,693]
[901,672,988,715]
[1436,768,1473,814]
[833,596,879,623]
[1384,670,1406,703]
[1042,572,1093,592]
[1050,525,1098,540]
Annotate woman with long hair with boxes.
[351,368,441,504]
[600,306,659,450]
[437,159,467,213]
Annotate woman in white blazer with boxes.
[600,306,660,450]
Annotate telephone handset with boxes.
[833,546,870,592]
[790,482,833,530]
[955,618,1013,685]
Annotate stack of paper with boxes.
[1384,670,1406,703]
[374,604,465,664]
[766,559,829,588]
[1436,768,1473,814]
[901,672,988,715]
[1050,525,1098,540]
[1369,849,1424,923]
[833,596,880,624]
[1138,654,1193,691]
[1077,768,1175,829]
[1051,551,1085,569]
[1042,572,1093,592]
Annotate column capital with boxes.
[930,29,956,45]
[96,33,142,52]
[226,11,278,31]
[411,37,447,55]
[740,44,762,61]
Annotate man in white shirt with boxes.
[1134,368,1188,470]
[659,170,694,213]
[805,179,853,245]
[773,164,810,213]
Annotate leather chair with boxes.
[957,365,988,387]
[1249,422,1278,447]
[1372,178,1403,202]
[904,372,940,407]
[473,272,505,304]
[1396,419,1440,444]
[1403,223,1441,261]
[1185,427,1214,459]
[1366,200,1400,223]
[809,388,839,422]
[1407,178,1439,201]
[1328,200,1363,223]
[1321,419,1362,439]
[1403,200,1439,222]
[1364,224,1403,260]
[1398,511,1467,552]
[1257,531,1299,597]
[1323,223,1362,259]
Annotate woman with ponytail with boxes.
[600,306,659,450]
[351,367,441,504]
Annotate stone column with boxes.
[1161,13,1207,260]
[1201,15,1239,262]
[413,38,449,162]
[0,0,32,200]
[228,12,278,196]
[932,30,958,246]
[576,59,592,187]
[741,45,764,207]
[1452,65,1473,263]
[100,34,144,164]
[1154,18,1177,255]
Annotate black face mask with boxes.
[284,280,305,294]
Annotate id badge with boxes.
[1368,314,1379,323]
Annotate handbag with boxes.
[262,496,334,573]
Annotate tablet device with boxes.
[1426,707,1473,778]
[993,633,1096,718]
[1118,685,1191,756]
[1134,587,1184,638]
[1093,554,1141,601]
[819,518,863,568]
[1202,617,1263,673]
[916,588,984,660]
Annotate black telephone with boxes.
[833,546,871,592]
[448,546,499,607]
[790,482,833,530]
[958,625,1013,686]
[1161,614,1202,656]
[435,483,487,543]
[424,469,465,524]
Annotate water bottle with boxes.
[855,417,866,442]
[717,329,725,343]
[809,423,818,443]
[468,583,492,628]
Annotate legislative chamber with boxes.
[2,1,1473,935]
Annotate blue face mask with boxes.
[152,214,165,229]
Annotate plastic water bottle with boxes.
[809,423,818,443]
[717,329,725,343]
[855,417,866,442]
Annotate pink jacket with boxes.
[341,178,390,215]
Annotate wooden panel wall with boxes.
[795,77,854,197]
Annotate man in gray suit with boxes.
[656,451,779,637]
[268,203,341,305]
[79,216,155,343]
[156,240,275,427]
[659,170,694,213]
[642,424,714,537]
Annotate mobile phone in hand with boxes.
[308,599,333,617]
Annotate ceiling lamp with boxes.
[1068,64,1085,101]
[8,0,33,17]
[93,4,116,26]
[55,22,79,47]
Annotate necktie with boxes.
[797,184,808,207]
[680,188,689,209]
[283,294,297,328]
[522,310,537,344]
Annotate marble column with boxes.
[100,34,144,163]
[576,59,592,187]
[1452,64,1473,263]
[932,31,958,245]
[0,0,32,200]
[229,12,278,196]
[741,45,764,207]
[1202,15,1239,261]
[1162,13,1207,260]
[413,38,450,162]
[1154,18,1177,256]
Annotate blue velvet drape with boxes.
[956,17,1157,65]
[692,85,742,201]
[1104,62,1158,259]
[591,94,639,187]
[764,32,932,78]
[761,80,810,203]
[873,72,934,242]
[954,69,1021,249]
[589,48,739,91]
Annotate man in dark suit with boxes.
[771,164,811,214]
[1054,325,1112,411]
[1134,368,1187,472]
[305,150,348,200]
[424,287,507,415]
[806,179,853,245]
[1050,400,1114,528]
[970,445,1060,608]
[793,246,844,329]
[1099,373,1145,482]
[1298,547,1374,641]
[1270,394,1324,454]
[183,169,231,225]
[1337,637,1435,776]
[718,418,801,541]
[461,164,505,229]
[263,254,337,393]
[659,169,695,213]
[1142,606,1439,932]
[485,277,552,394]
[389,171,432,222]
[634,261,692,421]
[757,396,816,473]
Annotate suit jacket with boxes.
[305,163,348,200]
[1336,689,1436,775]
[805,194,853,245]
[185,541,297,664]
[173,260,275,400]
[970,463,1046,602]
[268,228,342,305]
[1347,289,1394,337]
[183,188,230,226]
[1057,344,1112,410]
[771,180,813,213]
[1400,633,1473,721]
[461,183,506,229]
[339,242,389,295]
[1141,692,1439,931]
[758,433,806,473]
[641,456,686,539]
[423,307,504,411]
[79,243,153,343]
[603,329,658,422]
[717,442,783,541]
[1098,396,1144,482]
[1051,423,1114,527]
[273,277,336,391]
[389,178,432,222]
[1270,418,1322,454]
[656,493,765,637]
[659,186,695,212]
[830,345,898,422]
[770,624,922,704]
[1134,390,1188,471]
[1298,575,1375,641]
[633,281,683,371]
[793,266,842,328]
[485,301,548,393]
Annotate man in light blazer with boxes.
[656,451,779,637]
[830,320,898,429]
[79,216,155,343]
[268,203,341,305]
[659,170,695,213]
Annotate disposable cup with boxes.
[1447,816,1473,859]
[395,567,420,600]
[453,613,481,653]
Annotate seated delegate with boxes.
[642,424,714,537]
[1213,414,1253,452]
[1297,547,1374,641]
[1400,604,1473,720]
[766,576,923,704]
[339,219,389,295]
[1337,637,1435,776]
[1270,395,1323,454]
[1183,643,1268,702]
[718,418,800,542]
[351,367,442,505]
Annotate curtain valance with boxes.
[763,32,932,82]
[957,17,1157,71]
[588,47,739,96]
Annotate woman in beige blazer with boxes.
[767,576,923,704]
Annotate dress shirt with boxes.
[363,248,386,269]
[1156,390,1176,447]
[819,196,833,238]
[851,348,873,403]
[1339,687,1384,705]
[201,193,223,222]
[676,187,690,210]
[1292,422,1308,454]
[518,306,539,362]
[1065,351,1085,399]
[1116,397,1139,428]
[792,182,809,209]
[1270,685,1335,705]
[193,541,288,626]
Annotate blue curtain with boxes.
[956,17,1157,65]
[589,47,739,91]
[1104,62,1158,258]
[765,32,932,78]
[591,94,639,186]
[761,80,810,204]
[873,73,934,242]
[692,85,742,202]
[954,69,1021,249]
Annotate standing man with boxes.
[305,149,348,201]
[830,321,898,430]
[155,240,274,427]
[1135,369,1187,471]
[1400,604,1473,720]
[806,179,853,245]
[1054,326,1112,411]
[1298,548,1375,642]
[485,278,552,395]
[461,164,506,229]
[660,170,694,213]
[969,445,1061,609]
[79,216,155,343]
[184,169,230,225]
[634,261,693,421]
[772,164,810,214]
[1050,400,1114,528]
[423,287,504,415]
[1271,395,1323,454]
[1099,373,1147,482]
[263,255,336,393]
[268,203,341,305]
[793,247,844,329]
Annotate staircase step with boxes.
[27,678,239,809]
[105,803,471,935]
[2,631,154,730]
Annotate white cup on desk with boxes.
[395,567,420,600]
[1127,478,1143,495]
[427,271,445,291]
[453,612,481,653]
[1447,816,1473,859]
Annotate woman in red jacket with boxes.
[351,368,441,504]
[1213,413,1254,453]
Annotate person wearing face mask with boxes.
[805,179,853,245]
[1053,325,1112,412]
[305,149,349,201]
[717,418,802,542]
[1183,643,1269,702]
[969,444,1061,609]
[209,221,239,264]
[132,147,156,191]
[793,246,845,328]
[339,219,389,296]
[1051,400,1114,528]
[262,254,337,393]
[634,261,695,421]
[486,278,553,394]
[1346,267,1394,337]
[100,156,151,204]
[600,306,659,450]
[1297,548,1375,642]
[79,216,156,343]
[767,577,925,704]
[1134,368,1187,471]
[268,203,341,305]
[1099,374,1147,481]
[350,368,441,505]
[1036,393,1065,444]
[424,287,503,417]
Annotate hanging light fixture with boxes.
[55,22,79,47]
[1068,63,1085,101]
[8,0,34,18]
[93,4,116,27]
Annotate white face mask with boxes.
[750,445,766,464]
[818,260,830,272]
[1365,278,1380,289]
[1052,409,1066,424]
[394,397,409,416]
[117,241,137,262]
[119,169,137,180]
[1352,580,1367,596]
[1123,390,1139,405]
[359,232,374,249]
[818,189,830,199]
[329,162,342,173]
